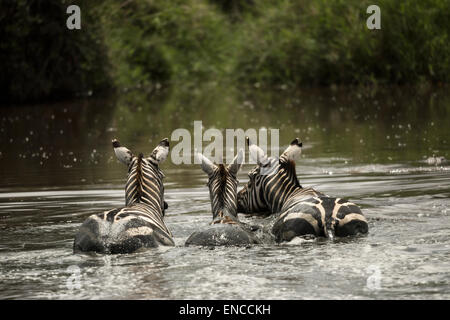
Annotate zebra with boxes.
[73,138,174,254]
[185,149,259,246]
[237,137,368,242]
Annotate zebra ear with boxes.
[112,139,134,166]
[282,138,302,161]
[196,152,216,177]
[149,138,170,165]
[247,137,269,166]
[228,148,244,176]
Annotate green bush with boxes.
[234,0,450,86]
[98,0,232,88]
[1,0,448,103]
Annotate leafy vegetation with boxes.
[1,0,449,104]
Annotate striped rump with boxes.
[273,197,368,242]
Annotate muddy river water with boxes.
[0,85,449,299]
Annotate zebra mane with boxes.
[216,164,228,205]
[279,159,302,188]
[136,153,144,202]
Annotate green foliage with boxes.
[98,0,232,88]
[234,0,450,86]
[1,0,449,103]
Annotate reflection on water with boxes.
[0,85,449,299]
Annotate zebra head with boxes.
[112,138,169,210]
[196,149,244,222]
[237,137,303,214]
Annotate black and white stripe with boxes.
[185,150,259,246]
[73,138,174,254]
[208,162,240,224]
[237,138,368,242]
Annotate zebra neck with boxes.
[128,195,165,215]
[266,183,303,213]
[209,169,238,220]
[126,173,164,213]
[263,158,302,213]
[125,158,164,215]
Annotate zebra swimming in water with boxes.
[73,138,174,254]
[185,149,259,246]
[237,137,368,242]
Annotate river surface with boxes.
[0,85,449,299]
